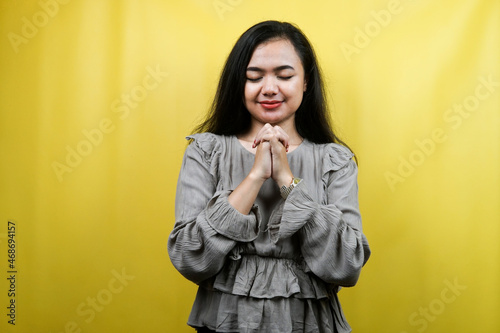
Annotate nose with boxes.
[261,77,278,95]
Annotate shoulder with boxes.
[307,141,355,172]
[186,132,225,147]
[185,132,228,164]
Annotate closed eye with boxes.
[247,76,293,82]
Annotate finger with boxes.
[272,126,290,150]
[269,135,287,155]
[255,129,289,151]
[258,133,276,144]
[253,123,274,147]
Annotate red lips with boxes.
[259,100,283,109]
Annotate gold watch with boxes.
[280,177,301,199]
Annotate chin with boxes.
[259,116,284,125]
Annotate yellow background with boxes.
[1,0,499,332]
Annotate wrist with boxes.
[279,176,301,200]
[248,170,268,184]
[276,172,294,188]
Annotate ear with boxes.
[303,79,307,92]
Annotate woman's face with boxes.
[244,39,307,130]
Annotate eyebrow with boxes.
[246,65,295,72]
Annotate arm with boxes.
[228,141,270,214]
[275,158,371,287]
[168,138,261,284]
[228,124,292,214]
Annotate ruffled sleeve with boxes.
[272,144,371,287]
[168,133,261,284]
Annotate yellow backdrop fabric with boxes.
[1,1,499,332]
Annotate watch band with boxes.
[280,177,301,199]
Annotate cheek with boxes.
[243,86,254,108]
[244,84,259,100]
[243,86,250,102]
[284,81,305,98]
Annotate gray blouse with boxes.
[168,133,371,333]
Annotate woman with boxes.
[168,20,371,333]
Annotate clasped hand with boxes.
[250,124,293,188]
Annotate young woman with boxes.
[168,20,371,333]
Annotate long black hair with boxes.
[193,20,352,149]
